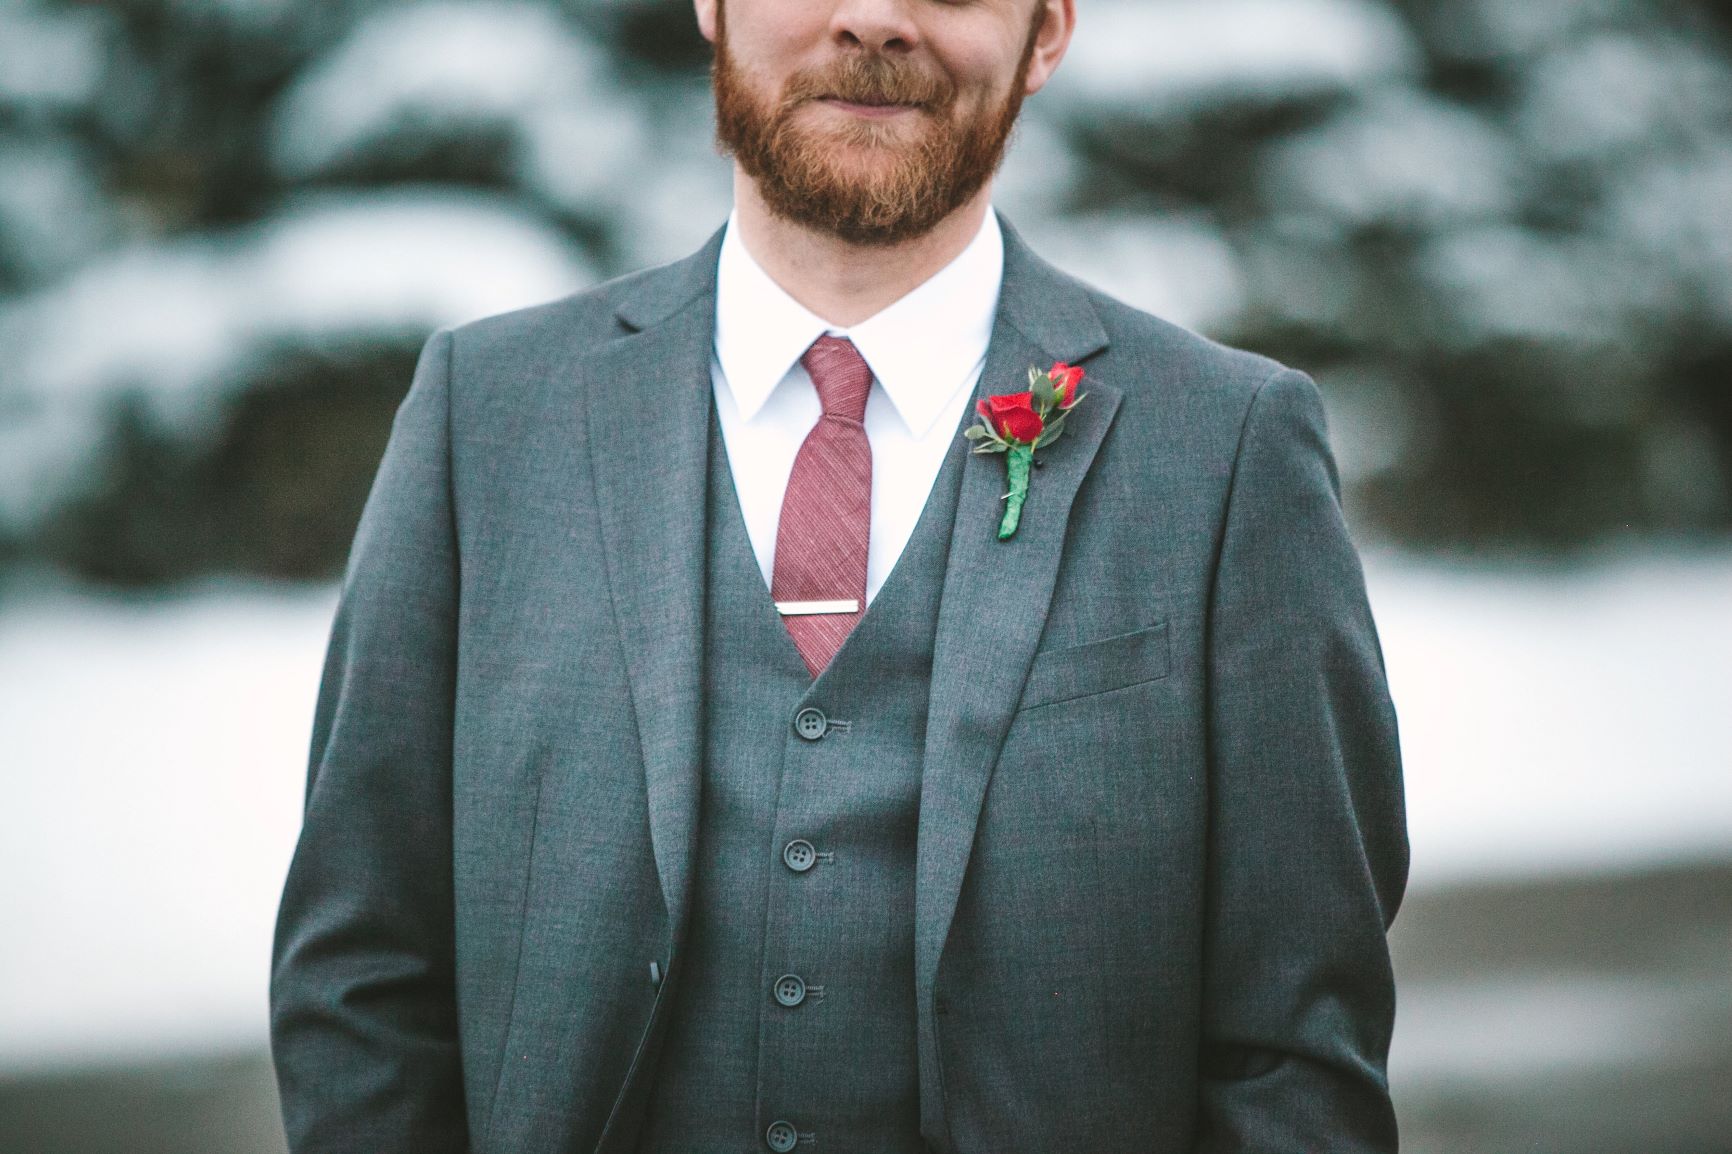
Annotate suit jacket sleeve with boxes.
[1195,368,1409,1151]
[270,328,469,1152]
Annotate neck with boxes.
[731,171,993,329]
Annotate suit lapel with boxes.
[914,214,1120,1141]
[583,232,725,948]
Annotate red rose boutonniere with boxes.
[963,362,1087,540]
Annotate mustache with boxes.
[781,53,954,111]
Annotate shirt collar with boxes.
[713,208,1004,438]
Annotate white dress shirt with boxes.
[711,209,1004,607]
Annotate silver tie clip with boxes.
[775,599,860,616]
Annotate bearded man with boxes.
[269,0,1409,1151]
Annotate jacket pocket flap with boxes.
[1019,619,1170,711]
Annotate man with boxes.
[270,0,1409,1150]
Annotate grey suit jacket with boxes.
[270,212,1408,1153]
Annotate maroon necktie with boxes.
[771,335,874,678]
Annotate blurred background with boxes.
[1,0,1728,1150]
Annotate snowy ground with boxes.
[0,581,330,1072]
[1365,547,1732,885]
[1,549,1729,1074]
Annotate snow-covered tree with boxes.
[2,0,1729,582]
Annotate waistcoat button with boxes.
[782,839,817,872]
[793,707,828,740]
[773,973,807,1007]
[766,1120,799,1152]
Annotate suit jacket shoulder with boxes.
[990,218,1312,476]
[1083,283,1288,399]
[436,234,723,392]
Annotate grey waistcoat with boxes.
[635,396,969,1153]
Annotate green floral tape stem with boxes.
[998,444,1034,540]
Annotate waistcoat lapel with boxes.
[583,229,725,952]
[914,213,1121,1148]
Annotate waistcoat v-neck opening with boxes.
[704,391,977,689]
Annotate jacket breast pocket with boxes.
[1017,619,1170,712]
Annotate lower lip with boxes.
[820,99,919,119]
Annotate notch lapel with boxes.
[583,231,725,949]
[914,214,1121,1145]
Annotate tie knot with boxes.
[802,335,873,424]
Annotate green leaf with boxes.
[1035,421,1066,450]
[965,418,1009,449]
[1031,373,1056,412]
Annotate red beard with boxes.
[711,2,1041,246]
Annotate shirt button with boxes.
[793,707,828,740]
[782,839,817,872]
[772,973,807,1007]
[766,1120,799,1152]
